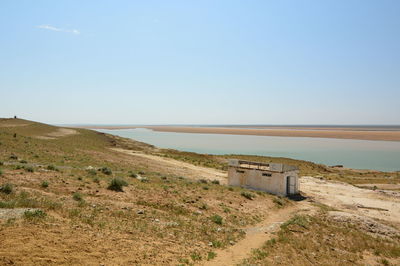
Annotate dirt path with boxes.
[111,148,228,183]
[301,176,400,224]
[203,203,312,266]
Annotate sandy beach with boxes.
[81,125,400,141]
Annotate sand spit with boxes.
[81,125,400,142]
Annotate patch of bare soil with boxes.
[35,128,78,140]
[357,183,400,191]
[301,176,400,225]
[328,211,400,238]
[111,148,227,183]
[0,208,40,220]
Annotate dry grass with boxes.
[0,118,278,264]
[240,211,400,265]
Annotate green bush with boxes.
[0,183,13,194]
[9,154,18,160]
[24,166,34,173]
[211,180,220,185]
[41,181,49,188]
[0,161,3,166]
[190,252,202,261]
[72,192,83,201]
[19,160,28,164]
[207,251,216,260]
[101,167,112,175]
[47,165,58,171]
[129,172,137,178]
[108,178,128,192]
[0,168,3,176]
[24,209,47,220]
[211,214,223,225]
[87,169,97,176]
[241,191,255,200]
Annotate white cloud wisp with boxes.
[37,24,80,35]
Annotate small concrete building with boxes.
[228,159,299,196]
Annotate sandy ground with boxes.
[112,148,228,183]
[301,176,400,225]
[145,126,400,142]
[81,125,400,141]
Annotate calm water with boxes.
[97,128,400,172]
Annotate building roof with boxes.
[228,159,298,173]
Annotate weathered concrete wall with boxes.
[228,168,299,196]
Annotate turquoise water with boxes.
[97,128,400,172]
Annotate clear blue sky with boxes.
[1,0,399,125]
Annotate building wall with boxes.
[228,168,299,196]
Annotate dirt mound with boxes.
[328,211,399,238]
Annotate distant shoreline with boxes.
[77,125,400,141]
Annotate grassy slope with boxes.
[1,118,399,265]
[240,207,400,266]
[0,118,283,265]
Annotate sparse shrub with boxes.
[228,187,234,191]
[252,248,268,260]
[72,192,83,201]
[203,186,209,190]
[108,178,128,192]
[9,154,18,160]
[211,180,220,185]
[24,209,47,220]
[41,181,49,188]
[101,167,112,175]
[93,177,100,184]
[140,177,149,183]
[0,161,3,166]
[273,196,288,208]
[241,191,255,200]
[199,179,208,184]
[281,215,310,230]
[199,203,208,210]
[211,240,223,248]
[380,258,390,266]
[129,172,138,178]
[0,168,3,176]
[19,160,28,164]
[190,252,202,261]
[138,171,145,175]
[24,166,34,173]
[47,165,57,171]
[0,183,13,194]
[211,214,223,225]
[207,251,216,260]
[87,169,97,176]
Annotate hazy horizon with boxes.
[1,1,400,125]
